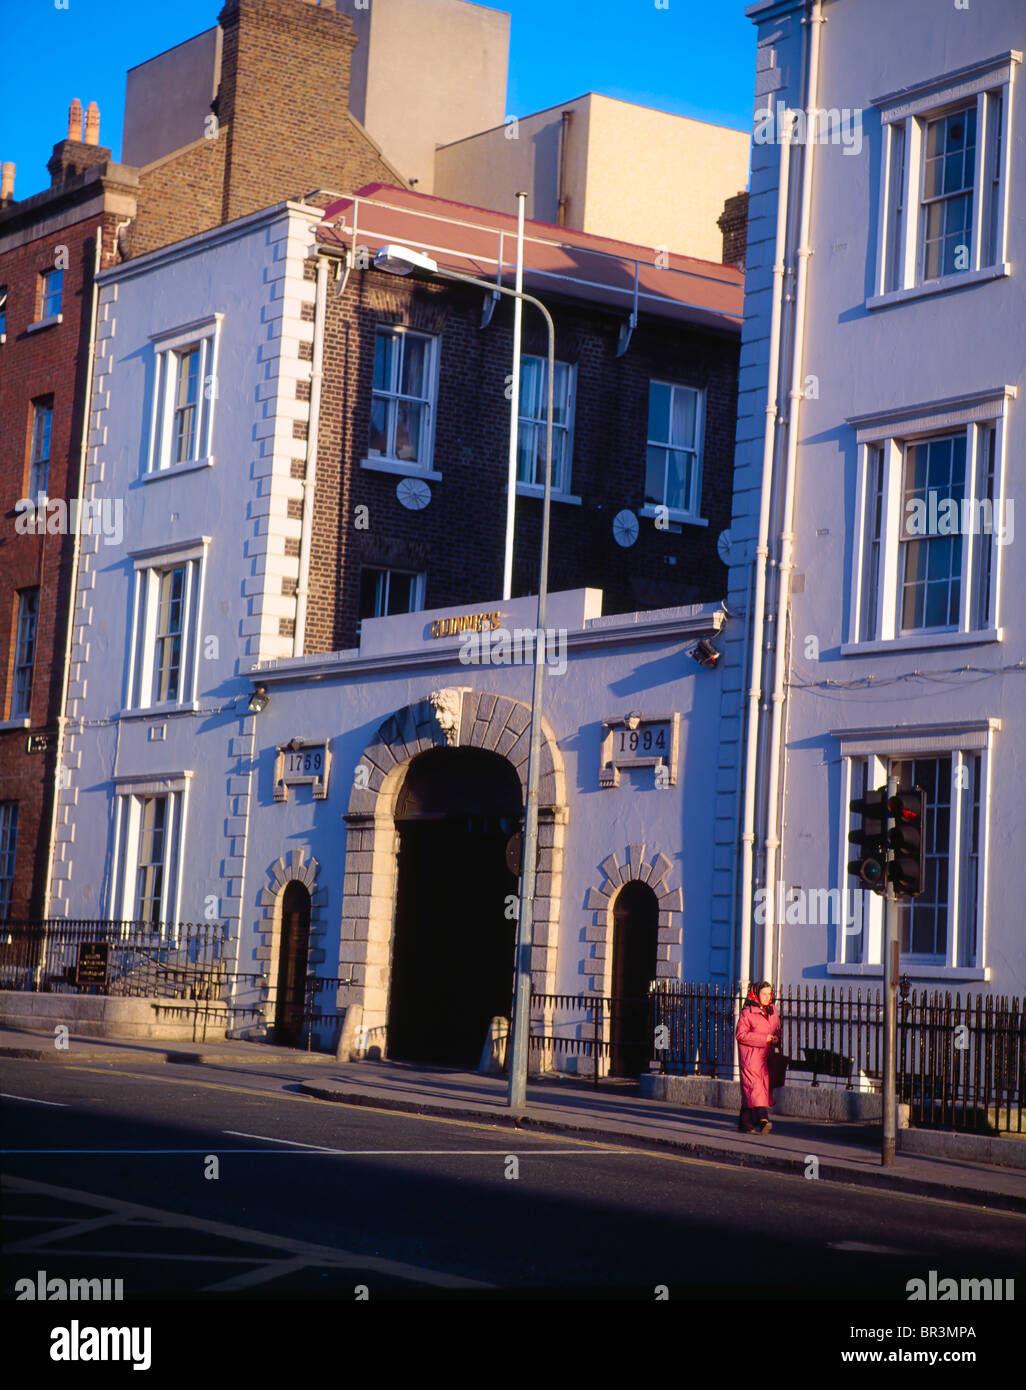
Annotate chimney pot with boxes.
[68,98,83,142]
[84,101,100,146]
[1,162,14,200]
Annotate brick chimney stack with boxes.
[717,190,750,271]
[47,98,111,186]
[216,0,361,223]
[1,162,14,204]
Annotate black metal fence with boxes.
[651,981,1025,1134]
[0,918,229,997]
[528,991,656,1087]
[0,920,351,1053]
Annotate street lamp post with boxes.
[373,245,555,1115]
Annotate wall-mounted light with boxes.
[247,685,271,714]
[690,640,722,669]
[623,711,642,731]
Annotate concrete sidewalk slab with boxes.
[0,1026,337,1068]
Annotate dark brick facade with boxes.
[717,191,750,271]
[304,265,740,654]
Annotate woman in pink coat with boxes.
[735,981,781,1134]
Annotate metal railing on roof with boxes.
[319,191,743,333]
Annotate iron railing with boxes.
[529,991,656,1087]
[0,921,352,1053]
[651,981,1025,1133]
[0,918,228,996]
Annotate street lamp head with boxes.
[374,244,439,277]
[247,684,271,715]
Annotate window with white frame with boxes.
[645,381,705,517]
[0,285,8,339]
[368,327,437,468]
[837,734,991,973]
[848,390,1011,649]
[358,567,425,623]
[11,589,39,720]
[147,316,221,473]
[517,356,575,494]
[0,803,18,921]
[29,397,53,497]
[125,543,206,710]
[873,52,1017,300]
[110,776,190,927]
[39,268,63,320]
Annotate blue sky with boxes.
[2,0,756,198]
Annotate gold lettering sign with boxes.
[429,611,502,639]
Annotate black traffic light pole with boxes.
[882,771,899,1167]
[849,779,925,1166]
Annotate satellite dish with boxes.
[397,477,431,510]
[613,509,639,548]
[717,528,734,564]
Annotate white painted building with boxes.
[49,198,734,1066]
[716,0,1025,996]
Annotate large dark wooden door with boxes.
[388,748,521,1066]
[275,880,311,1048]
[610,880,659,1077]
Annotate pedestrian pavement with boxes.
[2,1026,1024,1213]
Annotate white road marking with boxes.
[3,1173,491,1289]
[7,1213,130,1254]
[0,1093,67,1106]
[223,1130,634,1155]
[223,1129,342,1152]
[3,1145,633,1156]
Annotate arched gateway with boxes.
[340,688,567,1062]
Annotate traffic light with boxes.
[888,786,926,897]
[848,787,889,892]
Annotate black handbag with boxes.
[768,1047,789,1090]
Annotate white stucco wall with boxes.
[51,203,321,936]
[718,0,1025,995]
[348,0,510,192]
[435,93,750,260]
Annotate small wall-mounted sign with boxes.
[274,738,331,802]
[599,713,679,788]
[428,611,503,639]
[75,941,109,988]
[26,733,52,753]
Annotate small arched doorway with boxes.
[388,747,522,1065]
[610,879,659,1076]
[275,880,311,1047]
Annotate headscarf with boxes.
[746,980,775,1019]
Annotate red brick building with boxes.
[0,108,138,919]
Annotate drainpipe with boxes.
[43,225,103,920]
[293,249,329,657]
[737,119,794,989]
[761,0,825,981]
[557,110,572,227]
[727,557,755,995]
